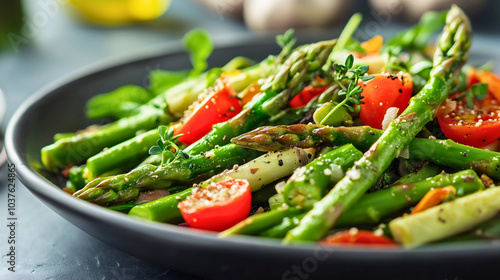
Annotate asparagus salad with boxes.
[41,6,500,248]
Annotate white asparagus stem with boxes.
[204,147,316,192]
[389,186,500,248]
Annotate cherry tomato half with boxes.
[174,78,242,145]
[437,94,500,147]
[437,70,500,147]
[321,229,397,247]
[289,85,328,108]
[359,73,413,129]
[178,179,251,232]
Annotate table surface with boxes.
[1,1,500,279]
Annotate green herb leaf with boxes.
[470,83,488,101]
[360,75,375,82]
[150,125,189,167]
[165,126,174,140]
[86,85,154,119]
[358,65,369,75]
[158,126,168,140]
[184,29,213,77]
[458,83,489,109]
[276,29,296,49]
[148,70,190,95]
[156,139,166,151]
[345,54,354,69]
[179,151,190,159]
[149,146,163,155]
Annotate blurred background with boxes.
[0,0,500,279]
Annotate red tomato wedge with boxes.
[437,70,500,147]
[178,179,251,232]
[174,76,242,145]
[289,84,328,108]
[359,73,413,129]
[321,229,397,247]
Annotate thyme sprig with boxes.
[320,54,374,125]
[149,125,189,167]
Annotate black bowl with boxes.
[5,37,500,279]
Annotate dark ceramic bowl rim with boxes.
[5,36,500,277]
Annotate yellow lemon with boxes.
[68,0,170,25]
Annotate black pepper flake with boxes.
[482,139,486,143]
[278,159,284,166]
[189,163,194,169]
[438,208,446,223]
[398,89,403,93]
[462,152,467,156]
[369,130,375,136]
[308,153,312,159]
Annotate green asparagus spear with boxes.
[389,186,500,248]
[128,188,193,223]
[393,163,442,185]
[284,5,472,242]
[74,36,336,204]
[220,145,362,237]
[74,144,263,205]
[128,148,315,222]
[283,144,363,210]
[337,169,484,225]
[219,207,303,237]
[202,147,316,192]
[244,169,481,238]
[184,38,337,155]
[232,124,500,180]
[86,29,221,120]
[42,105,174,172]
[259,213,306,239]
[41,57,269,173]
[85,128,161,180]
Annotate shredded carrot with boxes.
[411,186,457,214]
[361,35,383,54]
